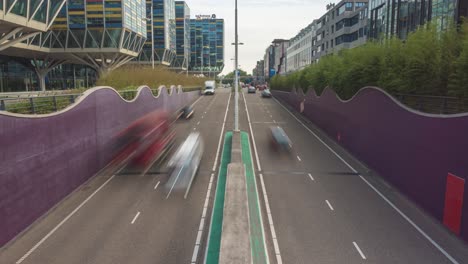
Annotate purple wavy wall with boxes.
[273,87,468,241]
[0,86,199,247]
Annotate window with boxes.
[355,2,366,8]
[338,5,346,15]
[331,39,334,47]
[332,25,334,33]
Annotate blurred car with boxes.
[261,89,272,98]
[179,105,194,119]
[165,132,204,198]
[270,126,292,152]
[248,86,256,93]
[110,111,175,174]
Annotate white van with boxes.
[203,80,215,95]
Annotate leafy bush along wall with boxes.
[0,86,199,247]
[273,87,468,241]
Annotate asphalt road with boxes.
[0,89,233,264]
[2,87,468,264]
[242,89,468,264]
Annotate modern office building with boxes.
[189,16,224,76]
[263,39,289,78]
[368,0,467,40]
[287,20,319,73]
[137,0,176,66]
[0,0,67,52]
[252,60,265,83]
[264,45,275,79]
[313,1,368,62]
[174,1,190,69]
[0,0,147,91]
[273,39,289,75]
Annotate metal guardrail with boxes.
[0,94,82,114]
[395,94,468,114]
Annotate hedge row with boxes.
[271,21,468,99]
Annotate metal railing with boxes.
[0,94,81,114]
[395,94,468,115]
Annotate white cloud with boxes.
[188,0,330,74]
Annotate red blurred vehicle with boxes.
[110,111,175,174]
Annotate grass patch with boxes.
[97,65,206,90]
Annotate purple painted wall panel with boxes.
[273,87,468,241]
[0,86,198,247]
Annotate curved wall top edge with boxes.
[0,85,191,119]
[279,86,468,118]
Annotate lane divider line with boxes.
[243,91,281,264]
[131,212,141,224]
[353,242,367,260]
[297,156,302,162]
[16,175,116,264]
[326,200,335,211]
[15,94,206,264]
[154,181,160,190]
[308,173,315,181]
[193,92,232,264]
[273,97,460,264]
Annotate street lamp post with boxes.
[234,0,239,131]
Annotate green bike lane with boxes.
[205,131,269,264]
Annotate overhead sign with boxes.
[196,14,217,20]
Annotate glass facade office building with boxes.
[137,0,176,66]
[47,0,146,51]
[368,0,463,40]
[189,18,224,75]
[175,1,190,68]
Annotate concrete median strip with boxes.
[205,132,232,264]
[241,132,269,264]
[207,131,269,264]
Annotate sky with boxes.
[188,0,330,75]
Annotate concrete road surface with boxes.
[242,89,468,264]
[2,87,468,264]
[0,89,232,264]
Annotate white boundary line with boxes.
[353,242,367,260]
[15,95,207,264]
[212,93,231,172]
[16,175,116,264]
[242,92,262,172]
[243,91,281,264]
[308,173,315,181]
[246,136,270,264]
[325,200,335,211]
[273,97,460,264]
[193,92,230,264]
[131,212,141,224]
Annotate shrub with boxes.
[97,65,206,90]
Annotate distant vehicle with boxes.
[165,132,204,198]
[248,86,256,93]
[258,85,267,91]
[203,80,215,95]
[179,105,194,119]
[261,89,272,98]
[270,126,292,152]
